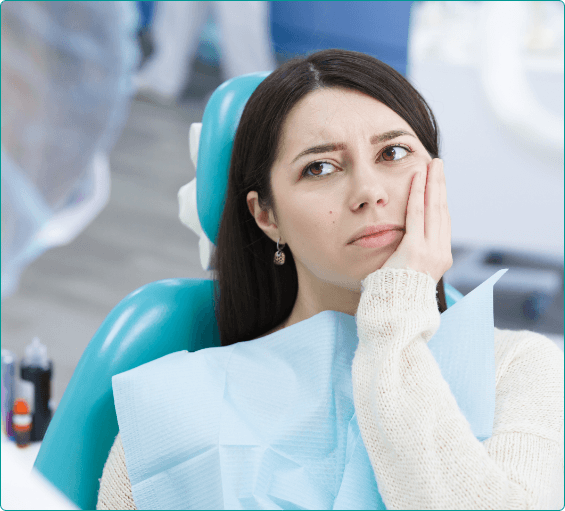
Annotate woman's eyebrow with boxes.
[290,129,416,165]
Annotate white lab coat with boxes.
[139,1,277,97]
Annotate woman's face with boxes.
[248,86,433,301]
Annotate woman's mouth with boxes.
[350,229,401,248]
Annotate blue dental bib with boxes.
[112,269,507,510]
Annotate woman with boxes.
[97,49,563,510]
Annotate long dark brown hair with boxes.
[211,49,447,347]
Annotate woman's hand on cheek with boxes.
[377,158,452,285]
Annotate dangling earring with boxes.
[274,237,286,265]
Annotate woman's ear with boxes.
[247,191,279,242]
[246,191,259,219]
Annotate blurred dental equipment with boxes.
[1,1,141,300]
[478,1,563,167]
[410,1,563,169]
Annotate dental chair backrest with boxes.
[33,72,464,510]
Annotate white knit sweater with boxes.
[97,268,564,510]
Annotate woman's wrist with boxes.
[359,267,438,312]
[355,268,441,351]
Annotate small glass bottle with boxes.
[12,398,32,448]
[20,337,53,441]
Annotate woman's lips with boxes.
[350,229,401,248]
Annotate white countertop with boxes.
[1,432,78,510]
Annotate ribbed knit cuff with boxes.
[359,267,439,312]
[355,267,440,350]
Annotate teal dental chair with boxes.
[33,72,465,510]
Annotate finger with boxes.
[438,160,453,261]
[438,159,448,228]
[424,158,439,241]
[406,166,425,243]
[424,158,440,243]
[425,158,442,241]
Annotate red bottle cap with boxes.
[13,399,30,415]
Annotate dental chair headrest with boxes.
[178,72,271,271]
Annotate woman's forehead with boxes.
[278,88,413,155]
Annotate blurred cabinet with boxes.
[270,1,413,76]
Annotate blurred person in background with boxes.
[1,1,140,301]
[133,1,277,105]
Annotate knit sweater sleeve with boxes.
[97,432,137,510]
[352,267,564,510]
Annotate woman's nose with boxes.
[348,162,389,211]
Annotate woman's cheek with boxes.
[421,152,433,166]
[410,154,431,176]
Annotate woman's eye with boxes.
[301,145,412,178]
[381,145,411,162]
[302,161,336,178]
